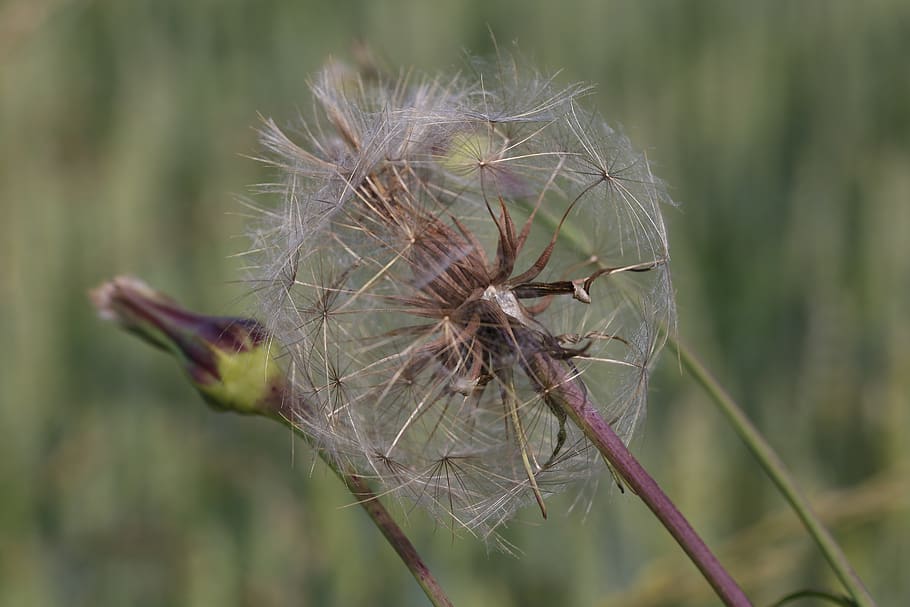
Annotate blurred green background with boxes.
[3,1,908,605]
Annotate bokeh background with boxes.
[3,1,908,605]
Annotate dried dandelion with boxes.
[245,53,676,540]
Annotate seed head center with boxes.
[481,285,532,326]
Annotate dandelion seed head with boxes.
[245,50,676,538]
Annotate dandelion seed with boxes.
[246,51,676,537]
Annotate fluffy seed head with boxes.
[245,53,676,540]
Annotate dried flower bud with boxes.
[248,53,675,538]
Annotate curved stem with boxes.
[514,199,875,606]
[531,353,752,607]
[669,340,876,607]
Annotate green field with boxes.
[3,2,908,605]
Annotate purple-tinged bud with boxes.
[91,277,284,415]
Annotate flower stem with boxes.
[530,352,752,607]
[668,339,876,607]
[517,197,874,605]
[342,472,455,607]
[275,415,454,607]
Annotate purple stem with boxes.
[341,472,454,607]
[268,402,455,607]
[532,353,752,607]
